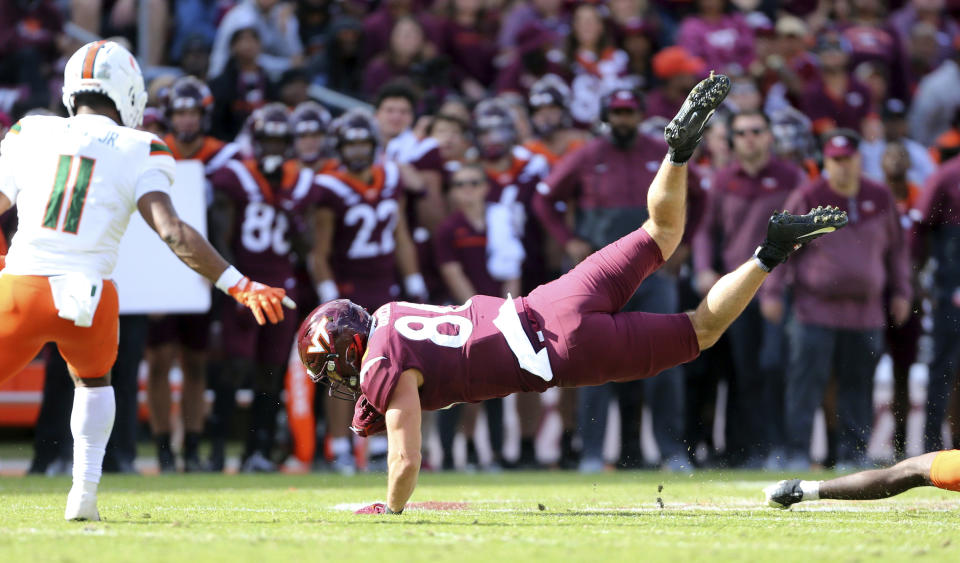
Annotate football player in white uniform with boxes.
[0,40,295,521]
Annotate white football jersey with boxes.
[0,114,175,278]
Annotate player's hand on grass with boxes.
[355,503,388,514]
[355,502,402,514]
[228,277,297,325]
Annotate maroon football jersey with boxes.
[309,162,404,306]
[211,159,313,284]
[359,297,550,413]
[484,146,551,290]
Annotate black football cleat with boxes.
[753,206,849,271]
[764,478,804,509]
[664,71,731,164]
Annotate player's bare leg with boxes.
[765,452,939,508]
[688,208,848,350]
[645,72,732,260]
[64,372,115,522]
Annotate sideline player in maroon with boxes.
[306,108,426,474]
[298,74,848,514]
[208,103,315,472]
[146,75,242,473]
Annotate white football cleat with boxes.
[64,485,100,521]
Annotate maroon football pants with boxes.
[526,227,700,388]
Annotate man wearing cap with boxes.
[645,47,708,120]
[693,109,806,468]
[533,87,704,472]
[762,129,912,470]
[800,34,873,136]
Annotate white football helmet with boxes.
[62,40,148,128]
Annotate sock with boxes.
[800,480,821,501]
[155,433,172,452]
[184,432,201,459]
[331,437,351,457]
[71,386,116,487]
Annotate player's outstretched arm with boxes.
[687,207,848,350]
[384,370,424,514]
[646,72,730,260]
[137,191,295,325]
[0,192,10,216]
[764,452,940,509]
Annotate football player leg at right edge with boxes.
[0,41,295,521]
[764,450,960,509]
[302,72,849,515]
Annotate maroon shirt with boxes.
[534,136,705,246]
[800,78,873,134]
[358,297,551,413]
[211,160,312,285]
[433,211,501,298]
[763,178,912,330]
[644,89,684,121]
[693,157,806,274]
[308,162,404,306]
[912,156,960,285]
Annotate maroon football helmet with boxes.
[474,99,517,161]
[164,75,214,142]
[297,299,372,400]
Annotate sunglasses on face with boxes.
[733,127,768,137]
[452,178,486,188]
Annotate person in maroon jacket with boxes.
[534,87,705,472]
[800,34,873,136]
[912,151,960,452]
[208,104,315,473]
[296,74,849,514]
[693,109,807,469]
[762,129,912,471]
[431,164,520,470]
[145,75,241,473]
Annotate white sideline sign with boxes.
[115,160,211,314]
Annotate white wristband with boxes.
[214,265,245,293]
[404,273,427,298]
[318,280,339,303]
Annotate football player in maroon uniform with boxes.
[305,108,426,474]
[208,103,315,472]
[298,73,848,514]
[146,75,241,472]
[290,100,337,174]
[522,75,591,167]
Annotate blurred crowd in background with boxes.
[4,0,960,477]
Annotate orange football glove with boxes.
[228,277,297,325]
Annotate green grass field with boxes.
[1,471,958,562]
